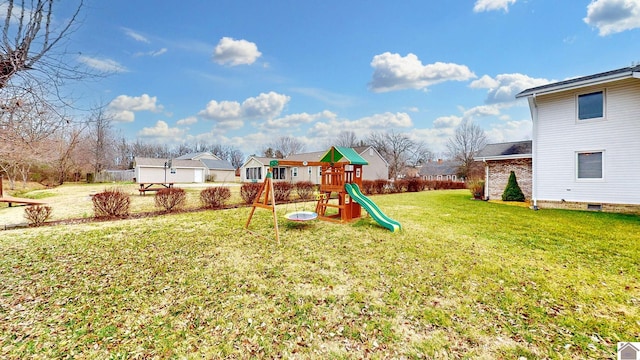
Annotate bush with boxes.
[200,186,231,209]
[92,188,130,218]
[502,171,525,202]
[154,187,186,212]
[373,179,388,194]
[295,181,316,201]
[390,179,408,193]
[466,178,485,199]
[407,178,427,192]
[240,182,262,204]
[273,181,293,204]
[24,205,52,227]
[361,180,376,195]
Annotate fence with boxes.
[93,170,135,183]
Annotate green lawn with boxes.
[1,190,638,359]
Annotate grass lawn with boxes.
[1,189,639,359]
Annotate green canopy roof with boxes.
[319,146,368,165]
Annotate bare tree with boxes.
[367,130,428,179]
[1,0,84,89]
[266,136,306,158]
[333,131,360,148]
[446,119,487,180]
[86,106,116,174]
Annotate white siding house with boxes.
[516,65,640,212]
[239,146,390,184]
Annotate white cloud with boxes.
[122,27,150,43]
[198,92,291,130]
[470,73,551,104]
[433,116,462,129]
[584,0,640,35]
[134,48,168,57]
[369,52,475,92]
[198,100,243,120]
[108,94,163,123]
[485,120,532,143]
[473,0,517,13]
[309,112,413,138]
[265,110,336,130]
[111,110,135,123]
[212,37,262,66]
[137,120,185,138]
[177,116,198,126]
[109,94,162,112]
[242,92,290,118]
[77,56,127,73]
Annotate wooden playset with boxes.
[245,146,400,241]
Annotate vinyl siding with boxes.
[534,78,640,204]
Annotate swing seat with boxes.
[285,211,318,222]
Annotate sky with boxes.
[54,0,640,157]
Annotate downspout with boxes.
[483,158,489,200]
[529,94,539,210]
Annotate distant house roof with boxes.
[516,64,640,98]
[134,157,205,168]
[175,152,220,160]
[201,158,235,171]
[419,160,458,177]
[475,140,532,161]
[320,146,369,165]
[284,150,326,162]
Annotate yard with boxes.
[1,188,639,359]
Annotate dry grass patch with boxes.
[1,190,638,358]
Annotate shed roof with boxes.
[516,64,640,98]
[134,157,205,168]
[200,159,235,170]
[320,146,369,165]
[475,140,532,161]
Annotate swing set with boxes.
[244,146,368,242]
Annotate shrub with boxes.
[502,171,525,202]
[407,178,427,192]
[295,181,316,201]
[92,188,130,218]
[155,187,186,212]
[373,179,388,194]
[466,178,485,199]
[200,186,231,209]
[391,179,409,193]
[24,205,52,227]
[273,181,293,204]
[240,182,262,204]
[361,180,376,195]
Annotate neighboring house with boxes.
[516,64,640,212]
[240,156,276,183]
[239,146,390,184]
[475,140,532,200]
[176,152,235,182]
[419,159,460,182]
[134,157,207,184]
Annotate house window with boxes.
[246,167,262,180]
[308,167,312,175]
[273,167,286,180]
[292,167,298,177]
[577,91,604,120]
[577,151,603,179]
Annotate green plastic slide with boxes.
[345,183,401,232]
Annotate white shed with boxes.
[134,157,207,184]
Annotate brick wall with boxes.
[486,158,532,200]
[536,200,640,214]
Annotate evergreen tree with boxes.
[502,171,525,202]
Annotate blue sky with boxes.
[61,0,640,156]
